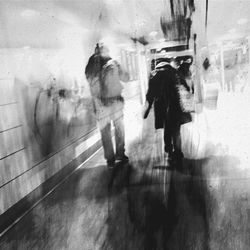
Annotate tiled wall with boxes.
[0,76,143,216]
[0,77,27,213]
[0,76,99,215]
[0,42,146,223]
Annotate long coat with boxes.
[146,64,191,129]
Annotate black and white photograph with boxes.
[0,0,250,249]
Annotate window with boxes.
[120,49,138,81]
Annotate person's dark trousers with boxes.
[100,121,115,164]
[164,123,173,154]
[113,115,126,159]
[164,121,182,157]
[100,116,126,164]
[172,124,182,154]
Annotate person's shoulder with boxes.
[168,67,178,76]
[107,59,120,67]
[88,54,98,61]
[102,58,115,67]
[158,65,174,74]
[86,54,99,67]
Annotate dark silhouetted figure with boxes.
[144,58,192,162]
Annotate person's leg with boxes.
[113,114,128,161]
[164,120,173,154]
[110,101,128,162]
[172,124,184,159]
[100,121,115,165]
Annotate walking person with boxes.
[144,57,192,163]
[85,43,129,168]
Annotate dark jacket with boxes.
[85,54,111,80]
[146,64,191,129]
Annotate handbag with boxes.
[177,77,195,113]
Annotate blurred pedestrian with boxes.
[85,43,129,168]
[144,57,192,162]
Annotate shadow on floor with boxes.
[0,152,246,250]
[104,153,241,250]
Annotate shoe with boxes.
[116,154,129,163]
[170,150,184,162]
[164,151,174,161]
[107,160,115,169]
[173,150,184,159]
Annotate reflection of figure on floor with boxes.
[144,58,192,162]
[85,42,129,168]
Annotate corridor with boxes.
[1,0,250,249]
[1,91,250,250]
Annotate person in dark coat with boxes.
[144,58,192,160]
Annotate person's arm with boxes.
[85,55,95,80]
[85,56,102,99]
[144,72,159,119]
[113,60,130,82]
[146,71,160,104]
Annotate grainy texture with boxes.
[1,92,250,249]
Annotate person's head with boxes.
[170,57,179,69]
[94,42,110,56]
[94,43,101,55]
[203,57,210,70]
[98,42,110,58]
[178,62,191,77]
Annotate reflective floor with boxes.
[1,91,250,250]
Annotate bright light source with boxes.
[135,20,146,27]
[149,31,158,37]
[21,9,38,19]
[237,18,248,25]
[118,43,126,47]
[228,28,236,34]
